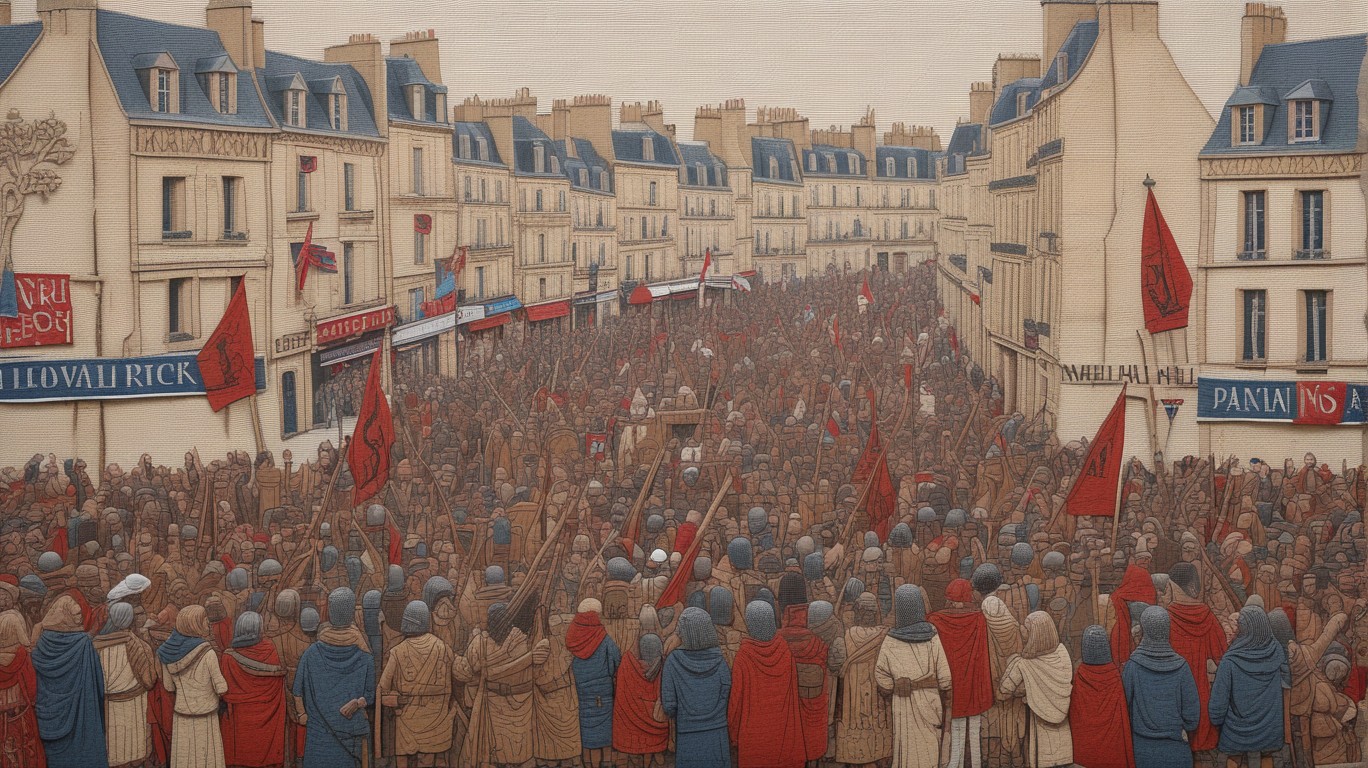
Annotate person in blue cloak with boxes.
[293,588,375,768]
[32,594,107,768]
[1209,605,1289,767]
[1123,605,1200,768]
[660,606,732,768]
[565,597,621,768]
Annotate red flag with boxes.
[831,317,842,352]
[825,416,841,439]
[860,276,873,305]
[948,328,960,357]
[348,350,395,506]
[853,405,897,540]
[1066,385,1127,516]
[197,279,256,412]
[387,520,402,564]
[1140,187,1193,334]
[699,249,712,282]
[47,527,68,561]
[414,214,433,234]
[298,156,317,173]
[969,291,981,306]
[903,363,913,390]
[655,521,702,608]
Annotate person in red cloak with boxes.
[729,599,806,768]
[1071,625,1136,768]
[147,605,179,767]
[0,610,44,768]
[612,633,669,765]
[1165,562,1227,754]
[219,612,286,768]
[929,578,993,768]
[774,573,830,765]
[1110,562,1156,667]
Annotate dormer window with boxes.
[1016,91,1029,117]
[847,153,859,173]
[408,85,426,121]
[217,74,231,114]
[790,161,799,180]
[1237,106,1257,144]
[884,157,895,176]
[715,164,725,186]
[533,144,545,173]
[196,55,237,115]
[579,169,588,187]
[1054,51,1069,83]
[136,52,180,114]
[1291,100,1318,142]
[286,90,305,127]
[550,155,560,175]
[459,133,471,159]
[330,93,347,131]
[476,136,489,162]
[642,137,655,163]
[908,157,919,177]
[826,156,836,174]
[807,154,817,172]
[435,93,448,124]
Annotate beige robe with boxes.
[836,625,893,765]
[453,629,537,768]
[983,597,1027,760]
[96,632,155,766]
[875,634,951,768]
[531,635,581,761]
[163,644,229,768]
[1000,645,1073,768]
[379,633,457,756]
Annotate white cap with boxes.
[650,549,668,564]
[107,573,151,603]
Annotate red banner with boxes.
[299,156,317,173]
[197,279,256,412]
[316,305,394,345]
[0,274,73,349]
[349,349,395,506]
[1140,188,1193,334]
[1066,385,1127,516]
[414,214,432,234]
[1294,381,1348,425]
[419,292,455,318]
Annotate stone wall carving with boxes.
[1200,153,1362,179]
[133,125,271,161]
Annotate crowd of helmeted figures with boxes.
[0,264,1365,768]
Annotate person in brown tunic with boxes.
[835,592,892,767]
[379,601,458,767]
[532,612,581,767]
[452,603,550,768]
[268,589,311,767]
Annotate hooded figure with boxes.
[999,611,1073,767]
[876,584,951,768]
[661,607,732,768]
[294,588,375,767]
[1069,625,1135,768]
[1208,606,1288,756]
[1164,562,1228,753]
[775,572,830,762]
[929,578,992,768]
[566,598,620,759]
[0,610,44,768]
[612,633,669,757]
[729,600,805,767]
[1122,606,1200,768]
[94,600,155,767]
[220,611,287,768]
[33,595,107,768]
[158,605,229,768]
[378,600,458,760]
[1111,564,1157,669]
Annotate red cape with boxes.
[0,646,45,768]
[147,679,175,766]
[1110,565,1156,665]
[211,617,234,651]
[566,611,608,660]
[1166,601,1227,752]
[728,638,806,768]
[219,640,287,767]
[1071,663,1136,768]
[612,652,668,755]
[928,608,993,717]
[777,605,830,761]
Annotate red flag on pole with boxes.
[826,416,841,439]
[853,404,897,541]
[348,349,395,506]
[831,317,842,352]
[1066,385,1127,516]
[1140,187,1193,334]
[197,279,256,412]
[903,363,913,390]
[699,248,712,283]
[860,276,874,306]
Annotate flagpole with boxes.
[248,394,266,456]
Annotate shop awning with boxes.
[525,299,570,322]
[318,334,382,366]
[392,312,456,347]
[467,312,510,332]
[573,289,617,306]
[456,305,486,326]
[630,279,701,305]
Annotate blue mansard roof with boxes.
[95,10,274,129]
[803,144,864,177]
[385,56,449,127]
[1203,34,1366,156]
[677,141,729,188]
[452,121,505,167]
[511,115,567,177]
[260,50,379,138]
[612,128,680,166]
[1040,20,1098,91]
[751,136,802,185]
[558,138,613,192]
[876,145,937,180]
[989,78,1042,126]
[0,22,41,87]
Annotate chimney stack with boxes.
[37,0,97,37]
[0,2,12,26]
[968,82,995,125]
[390,29,442,85]
[1240,3,1286,86]
[206,0,254,70]
[566,94,614,161]
[324,34,387,136]
[1041,0,1096,66]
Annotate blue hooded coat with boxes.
[32,630,106,768]
[1209,607,1289,754]
[660,646,732,768]
[1123,616,1200,768]
[571,634,621,749]
[294,636,375,767]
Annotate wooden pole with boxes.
[654,471,732,609]
[248,394,267,456]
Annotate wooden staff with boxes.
[274,443,349,603]
[394,409,464,555]
[496,482,584,635]
[582,447,668,592]
[654,471,732,609]
[480,371,528,434]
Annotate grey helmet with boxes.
[795,536,816,560]
[606,557,636,583]
[894,584,930,630]
[863,531,880,549]
[401,600,431,636]
[944,509,967,528]
[1025,583,1041,612]
[678,606,720,651]
[1040,551,1065,573]
[727,537,753,570]
[808,600,834,628]
[1081,624,1112,665]
[843,577,866,604]
[916,506,937,523]
[802,552,825,581]
[744,600,778,642]
[320,546,339,573]
[37,551,63,573]
[484,565,505,586]
[362,590,383,635]
[386,565,405,594]
[227,567,249,591]
[328,588,356,628]
[1138,605,1172,650]
[319,522,331,538]
[747,507,769,535]
[366,503,387,527]
[100,602,134,635]
[692,557,713,581]
[422,576,455,609]
[491,517,512,546]
[681,466,700,487]
[888,523,914,548]
[639,632,663,665]
[708,586,734,626]
[1010,542,1034,568]
[299,606,320,633]
[959,556,976,580]
[646,514,665,534]
[344,557,362,590]
[1268,609,1294,646]
[275,589,300,619]
[257,559,283,579]
[231,611,263,648]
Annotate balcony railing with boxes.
[1293,249,1331,260]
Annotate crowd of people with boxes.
[0,264,1365,768]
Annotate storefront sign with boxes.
[573,290,617,306]
[273,330,311,357]
[0,353,265,403]
[316,305,394,346]
[456,305,486,326]
[0,274,73,349]
[483,296,522,315]
[318,334,382,367]
[1061,364,1197,386]
[392,313,455,347]
[1197,377,1368,424]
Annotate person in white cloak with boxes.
[999,610,1073,768]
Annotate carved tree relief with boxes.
[0,110,75,308]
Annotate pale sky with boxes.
[11,0,1365,141]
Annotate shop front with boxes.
[573,289,617,328]
[524,298,571,334]
[392,311,456,378]
[460,295,521,355]
[311,305,393,429]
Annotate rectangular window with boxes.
[649,181,658,206]
[288,91,303,127]
[475,266,486,299]
[1242,289,1266,361]
[161,177,185,235]
[222,177,241,238]
[1304,290,1328,362]
[410,288,424,321]
[644,253,653,281]
[476,219,487,247]
[1300,190,1325,255]
[414,230,427,264]
[435,93,447,123]
[412,147,424,195]
[331,95,343,130]
[643,138,655,163]
[342,243,355,305]
[217,73,231,115]
[168,277,189,336]
[410,87,425,122]
[343,163,356,211]
[1292,100,1317,142]
[464,176,472,201]
[1241,191,1265,258]
[538,277,547,300]
[156,69,172,113]
[1238,106,1256,144]
[296,169,310,212]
